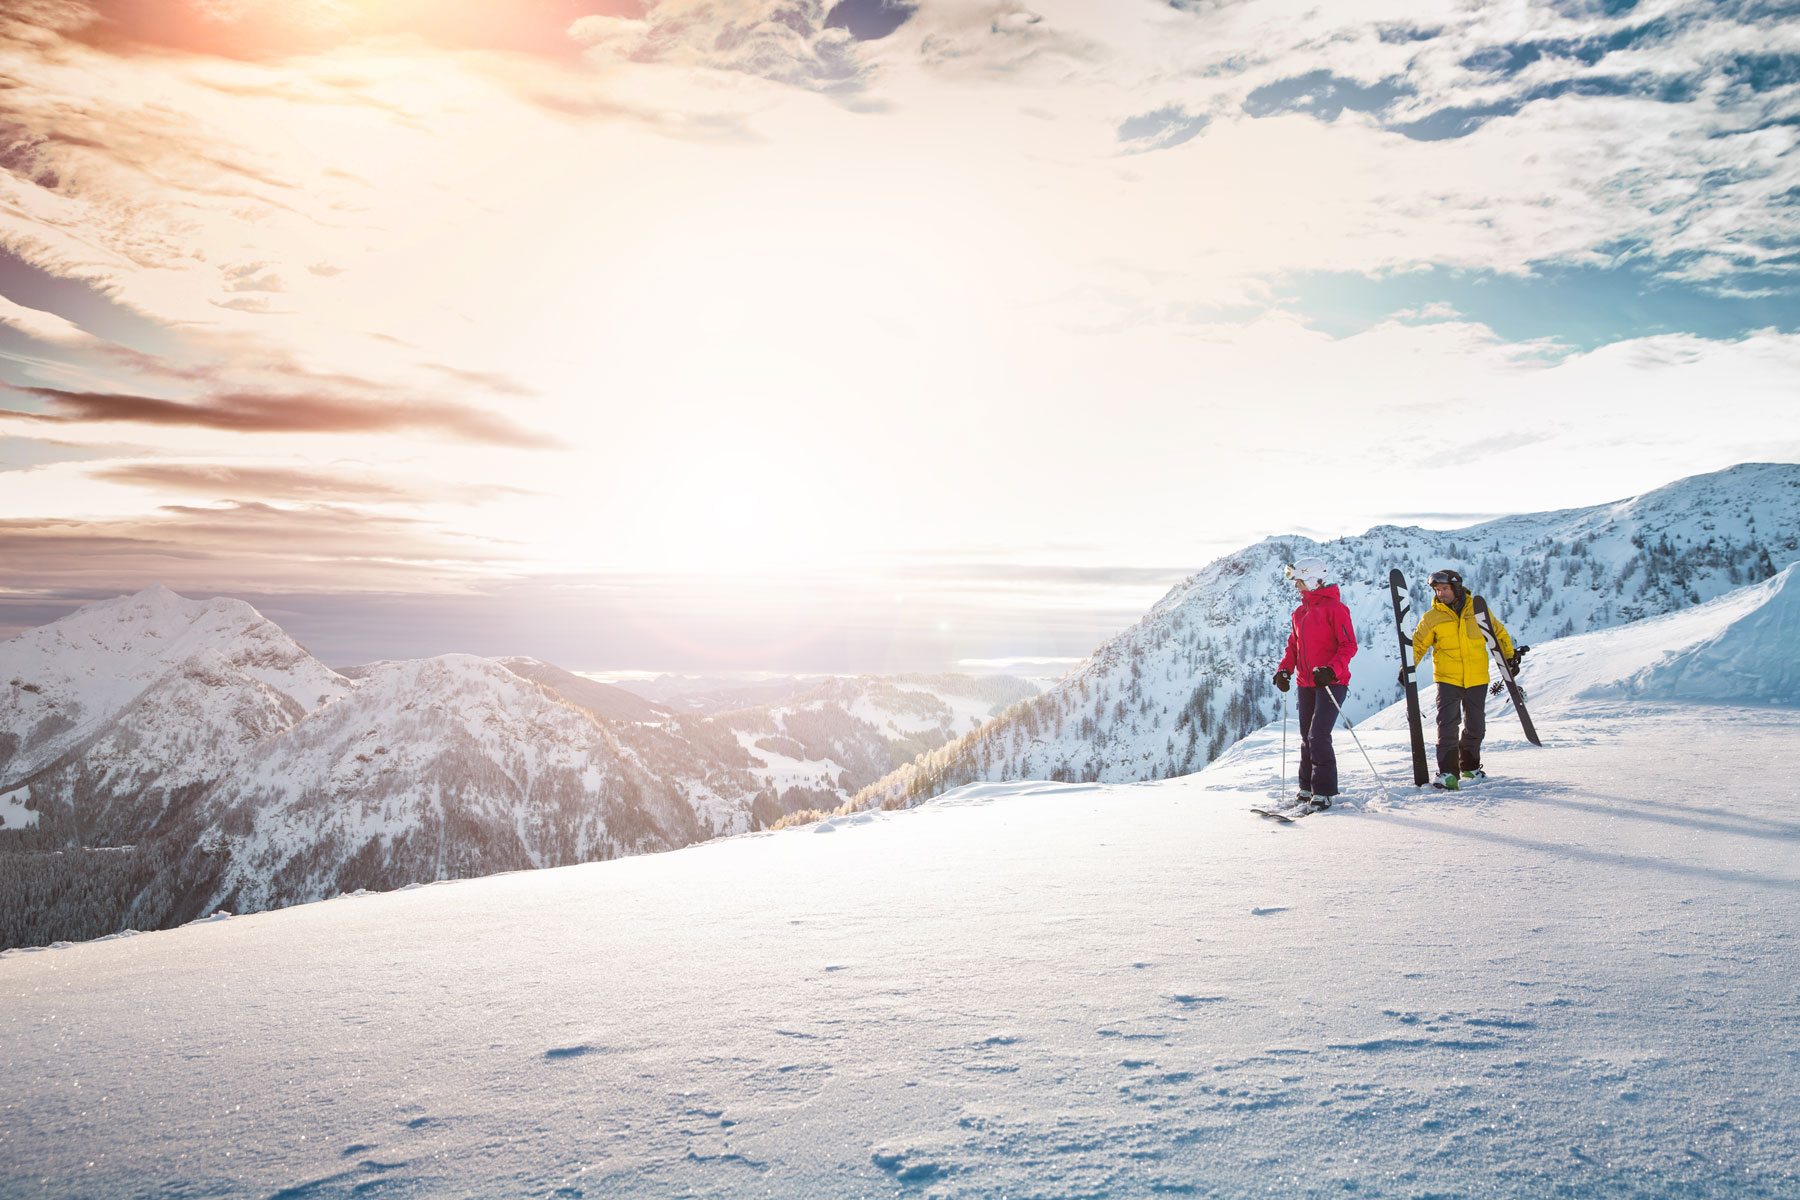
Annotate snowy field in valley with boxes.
[2,576,1797,1198]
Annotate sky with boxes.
[0,0,1796,672]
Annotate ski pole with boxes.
[1320,685,1393,806]
[1280,686,1289,798]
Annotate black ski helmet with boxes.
[1429,569,1463,587]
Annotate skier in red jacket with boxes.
[1272,557,1358,809]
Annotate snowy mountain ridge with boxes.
[0,599,1039,947]
[191,653,726,916]
[848,462,1800,811]
[0,583,349,789]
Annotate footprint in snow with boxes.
[1251,906,1289,916]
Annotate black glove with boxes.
[1398,667,1410,686]
[1312,666,1336,686]
[1272,670,1291,693]
[1505,645,1529,675]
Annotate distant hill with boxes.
[494,657,673,723]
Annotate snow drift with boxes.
[1451,561,1800,713]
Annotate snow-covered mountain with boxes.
[0,585,351,846]
[0,611,705,946]
[850,462,1800,810]
[0,594,1035,947]
[190,654,742,915]
[5,566,1794,1198]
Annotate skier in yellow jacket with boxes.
[1412,568,1518,790]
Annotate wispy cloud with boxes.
[3,385,559,447]
[0,499,517,600]
[89,462,529,504]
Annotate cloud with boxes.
[909,2,1109,79]
[88,462,528,504]
[68,0,604,60]
[0,295,97,346]
[0,499,516,606]
[422,363,537,398]
[2,385,560,447]
[566,0,887,94]
[567,14,650,58]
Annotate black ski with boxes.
[1472,595,1542,747]
[1388,569,1431,786]
[1251,804,1325,822]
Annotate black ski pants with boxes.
[1435,683,1487,775]
[1296,683,1348,797]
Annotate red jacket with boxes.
[1278,584,1357,686]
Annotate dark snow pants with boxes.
[1296,683,1348,797]
[1435,683,1487,775]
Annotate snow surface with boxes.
[0,785,34,829]
[735,729,846,794]
[2,578,1797,1196]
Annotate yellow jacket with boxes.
[1412,593,1515,688]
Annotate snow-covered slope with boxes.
[1524,561,1800,707]
[851,462,1800,810]
[3,582,1794,1198]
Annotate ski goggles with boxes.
[1429,570,1462,586]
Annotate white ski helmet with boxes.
[1285,557,1329,588]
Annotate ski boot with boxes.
[1432,772,1460,791]
[1460,768,1486,784]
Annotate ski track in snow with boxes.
[3,690,1797,1198]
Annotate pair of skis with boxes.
[1387,569,1541,781]
[1250,800,1330,823]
